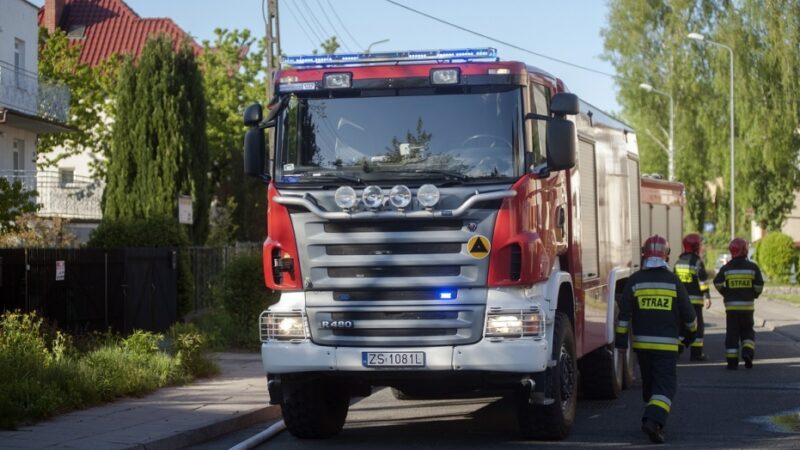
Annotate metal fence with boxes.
[0,248,177,333]
[0,170,105,220]
[188,243,262,312]
[0,60,70,123]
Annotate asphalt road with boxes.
[197,312,800,449]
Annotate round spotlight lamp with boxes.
[334,185,358,210]
[389,185,412,209]
[362,185,384,209]
[417,184,440,208]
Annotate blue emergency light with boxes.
[437,289,457,300]
[283,47,498,68]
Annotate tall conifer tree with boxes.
[104,36,209,244]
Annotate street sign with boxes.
[704,222,715,233]
[55,260,65,281]
[178,196,193,224]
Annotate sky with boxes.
[35,0,621,113]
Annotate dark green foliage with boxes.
[199,29,267,242]
[88,216,194,316]
[0,179,38,234]
[216,254,278,347]
[755,232,797,283]
[104,35,209,245]
[0,311,217,429]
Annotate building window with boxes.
[13,139,25,173]
[14,39,25,88]
[60,168,75,187]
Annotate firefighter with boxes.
[713,238,764,370]
[674,233,712,361]
[615,235,697,444]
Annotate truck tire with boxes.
[281,378,350,439]
[578,345,622,399]
[516,312,577,440]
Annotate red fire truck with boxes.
[243,48,641,440]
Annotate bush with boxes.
[88,216,195,316]
[217,254,277,346]
[755,232,797,283]
[0,311,219,429]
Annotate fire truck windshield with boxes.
[275,88,522,185]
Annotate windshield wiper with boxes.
[379,169,471,182]
[289,172,364,185]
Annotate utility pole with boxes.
[264,0,281,159]
[265,0,281,101]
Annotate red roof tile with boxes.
[38,0,200,67]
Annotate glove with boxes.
[681,329,696,348]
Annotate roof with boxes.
[38,0,200,67]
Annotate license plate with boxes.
[362,352,426,368]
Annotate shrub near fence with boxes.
[755,232,798,283]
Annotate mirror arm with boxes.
[531,163,551,179]
[525,113,552,122]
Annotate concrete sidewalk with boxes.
[706,291,800,342]
[0,352,278,449]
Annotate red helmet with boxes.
[729,238,749,258]
[682,233,703,254]
[642,235,670,261]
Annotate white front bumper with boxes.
[262,337,549,374]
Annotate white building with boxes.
[0,0,71,224]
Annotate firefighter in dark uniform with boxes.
[673,233,712,361]
[616,235,697,444]
[713,238,764,370]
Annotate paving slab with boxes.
[0,352,278,450]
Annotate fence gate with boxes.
[0,248,177,333]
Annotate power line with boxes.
[284,0,319,49]
[315,0,352,52]
[300,0,334,43]
[383,0,619,80]
[326,0,364,50]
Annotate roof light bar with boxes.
[284,47,498,68]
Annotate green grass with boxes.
[0,311,219,430]
[771,412,800,432]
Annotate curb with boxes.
[131,405,281,450]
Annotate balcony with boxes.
[0,170,104,220]
[0,60,70,124]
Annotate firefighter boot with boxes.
[642,418,665,444]
[690,346,707,361]
[742,348,754,369]
[726,360,738,370]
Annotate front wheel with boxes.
[516,311,577,440]
[281,378,350,439]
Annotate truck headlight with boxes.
[260,311,309,342]
[485,309,544,338]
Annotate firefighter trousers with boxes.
[725,310,755,364]
[690,304,705,357]
[636,350,678,427]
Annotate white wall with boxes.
[0,0,39,73]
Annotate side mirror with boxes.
[244,127,266,178]
[546,119,576,171]
[244,103,263,126]
[550,93,579,117]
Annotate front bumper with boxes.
[262,337,549,374]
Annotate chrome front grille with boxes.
[307,305,485,347]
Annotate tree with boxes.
[103,35,209,244]
[320,36,340,55]
[0,180,38,234]
[603,0,800,235]
[37,28,117,174]
[198,29,268,242]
